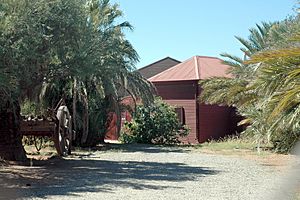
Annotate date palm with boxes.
[200,15,300,152]
[39,0,155,146]
[200,22,274,107]
[199,21,281,150]
[0,0,154,160]
[0,0,97,160]
[245,16,300,150]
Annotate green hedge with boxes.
[120,98,189,144]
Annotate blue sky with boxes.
[112,0,296,68]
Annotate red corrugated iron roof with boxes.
[148,56,231,82]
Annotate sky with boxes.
[112,0,297,68]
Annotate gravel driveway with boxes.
[0,144,299,200]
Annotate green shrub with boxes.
[120,99,189,144]
[271,130,300,153]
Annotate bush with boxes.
[120,99,189,144]
[271,130,300,153]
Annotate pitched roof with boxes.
[138,57,181,79]
[148,56,231,82]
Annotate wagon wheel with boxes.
[33,136,43,153]
[53,106,72,157]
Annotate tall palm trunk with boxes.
[73,78,77,135]
[104,94,122,140]
[0,101,27,161]
[80,87,89,145]
[115,100,122,139]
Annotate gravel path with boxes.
[0,144,298,200]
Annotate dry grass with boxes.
[24,144,57,162]
[191,136,296,172]
[194,135,268,152]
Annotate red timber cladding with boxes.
[153,80,197,100]
[164,100,197,143]
[198,104,233,142]
[105,112,118,140]
[105,111,132,140]
[153,81,198,143]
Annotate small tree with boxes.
[120,98,189,144]
[0,0,88,161]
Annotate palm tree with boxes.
[199,22,279,149]
[200,22,274,107]
[0,0,89,160]
[245,16,300,151]
[200,15,300,152]
[39,0,155,147]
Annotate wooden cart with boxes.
[20,100,73,156]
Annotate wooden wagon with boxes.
[20,100,74,156]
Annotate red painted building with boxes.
[104,96,134,141]
[105,55,240,143]
[148,56,239,143]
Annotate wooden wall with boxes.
[164,99,198,143]
[154,80,239,144]
[154,81,198,143]
[198,104,234,142]
[105,80,240,143]
[154,81,197,100]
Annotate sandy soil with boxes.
[0,144,299,200]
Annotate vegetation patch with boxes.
[192,135,275,156]
[200,17,300,153]
[120,98,189,144]
[198,136,257,151]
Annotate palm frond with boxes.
[247,47,300,64]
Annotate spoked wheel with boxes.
[53,106,72,157]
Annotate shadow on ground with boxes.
[0,151,218,199]
[89,143,192,154]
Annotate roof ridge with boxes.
[149,55,199,80]
[149,56,203,81]
[148,59,182,81]
[148,55,230,82]
[194,55,221,59]
[194,56,200,80]
[138,56,181,71]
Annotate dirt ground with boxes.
[0,144,299,200]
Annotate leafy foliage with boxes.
[0,0,90,160]
[38,0,155,147]
[0,0,155,160]
[200,15,300,153]
[120,98,189,144]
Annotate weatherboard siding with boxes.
[153,81,198,143]
[198,104,233,142]
[164,99,198,143]
[153,81,197,100]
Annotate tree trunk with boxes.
[0,101,27,161]
[115,100,122,139]
[80,88,89,145]
[105,95,122,140]
[72,78,77,138]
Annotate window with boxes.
[175,107,185,125]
